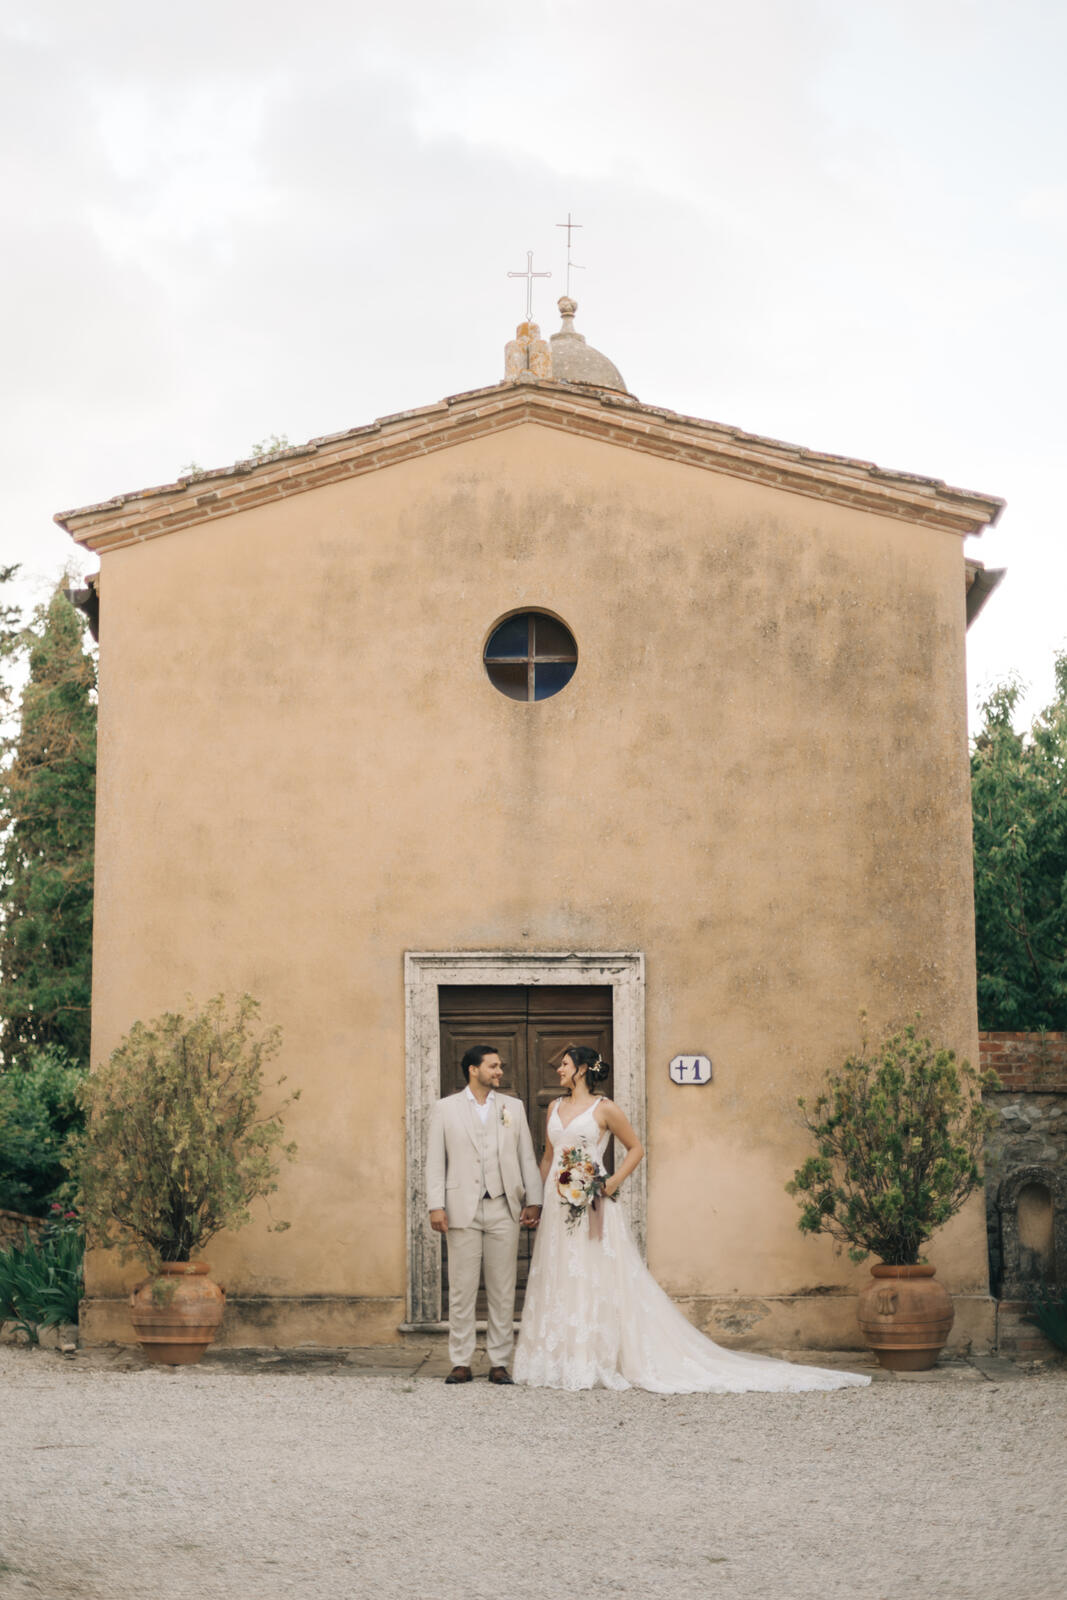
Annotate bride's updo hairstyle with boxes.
[565,1045,610,1090]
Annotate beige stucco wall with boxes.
[82,420,990,1347]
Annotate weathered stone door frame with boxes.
[404,951,646,1327]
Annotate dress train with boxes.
[513,1101,871,1394]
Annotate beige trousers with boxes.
[445,1195,520,1367]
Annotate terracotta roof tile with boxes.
[55,378,1005,552]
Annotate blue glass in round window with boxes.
[484,612,577,702]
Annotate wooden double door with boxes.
[438,984,613,1314]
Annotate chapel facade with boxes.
[59,300,1005,1350]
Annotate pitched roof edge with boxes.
[55,379,1006,552]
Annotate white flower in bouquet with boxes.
[556,1143,616,1234]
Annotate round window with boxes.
[484,612,578,702]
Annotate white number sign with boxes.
[669,1054,712,1085]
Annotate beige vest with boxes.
[474,1102,504,1199]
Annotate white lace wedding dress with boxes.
[513,1101,871,1393]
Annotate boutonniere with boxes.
[499,1105,512,1129]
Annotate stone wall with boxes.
[981,1032,1067,1356]
[0,1210,45,1250]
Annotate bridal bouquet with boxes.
[557,1146,616,1236]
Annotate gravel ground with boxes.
[1,1344,1065,1600]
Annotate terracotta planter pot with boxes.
[129,1261,225,1365]
[857,1263,954,1371]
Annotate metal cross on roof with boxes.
[556,212,584,295]
[507,250,552,320]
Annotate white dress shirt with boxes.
[465,1085,495,1124]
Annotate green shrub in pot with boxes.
[787,1020,999,1265]
[67,994,298,1267]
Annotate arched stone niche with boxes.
[996,1165,1067,1298]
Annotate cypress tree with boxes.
[0,585,96,1067]
[0,564,20,719]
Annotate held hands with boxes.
[430,1206,543,1231]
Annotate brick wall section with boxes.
[980,1033,1066,1357]
[979,1032,1067,1093]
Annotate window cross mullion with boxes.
[484,611,578,703]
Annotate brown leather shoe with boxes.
[487,1366,514,1385]
[444,1365,473,1384]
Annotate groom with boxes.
[427,1045,543,1384]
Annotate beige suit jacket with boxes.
[426,1091,543,1230]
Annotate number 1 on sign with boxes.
[670,1053,712,1085]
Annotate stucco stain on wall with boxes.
[713,1298,772,1334]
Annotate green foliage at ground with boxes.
[68,994,298,1266]
[972,655,1067,1030]
[787,1022,999,1265]
[0,1047,84,1214]
[0,1209,83,1342]
[1024,1283,1067,1352]
[0,584,96,1069]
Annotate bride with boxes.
[513,1047,871,1393]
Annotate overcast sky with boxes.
[3,0,1064,728]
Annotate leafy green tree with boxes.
[0,586,96,1068]
[971,655,1067,1029]
[0,1046,84,1213]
